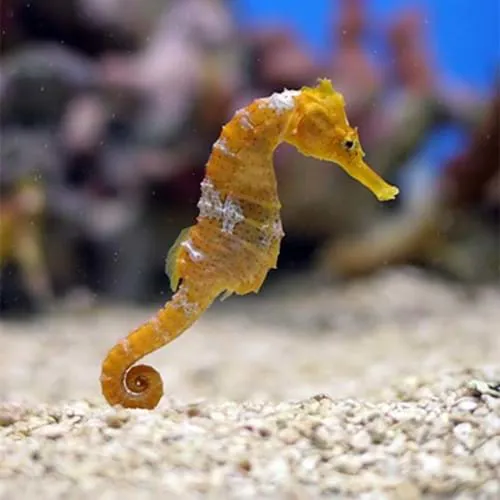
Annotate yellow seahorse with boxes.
[100,79,399,409]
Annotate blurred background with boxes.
[1,0,499,317]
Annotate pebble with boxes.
[350,429,371,451]
[455,398,478,412]
[32,424,68,440]
[390,481,422,500]
[0,412,17,427]
[476,437,500,467]
[367,420,387,444]
[333,456,363,475]
[278,428,300,445]
[453,422,475,448]
[104,410,130,429]
[417,453,443,476]
[386,434,407,456]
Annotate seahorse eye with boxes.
[344,139,355,151]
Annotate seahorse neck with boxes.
[203,88,302,205]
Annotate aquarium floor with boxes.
[1,270,499,499]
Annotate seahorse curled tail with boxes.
[100,278,219,409]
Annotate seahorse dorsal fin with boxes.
[165,226,192,291]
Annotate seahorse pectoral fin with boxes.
[340,158,399,202]
[165,226,192,291]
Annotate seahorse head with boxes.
[285,78,399,202]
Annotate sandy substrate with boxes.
[1,269,499,499]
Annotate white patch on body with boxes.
[180,239,204,262]
[120,338,131,356]
[259,217,285,247]
[213,137,237,157]
[150,315,161,335]
[173,284,200,317]
[197,178,245,234]
[198,178,224,219]
[273,218,285,239]
[221,196,245,234]
[259,89,301,114]
[237,109,254,130]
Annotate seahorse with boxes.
[100,78,399,409]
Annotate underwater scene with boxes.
[1,1,499,498]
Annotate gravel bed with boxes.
[1,269,499,499]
